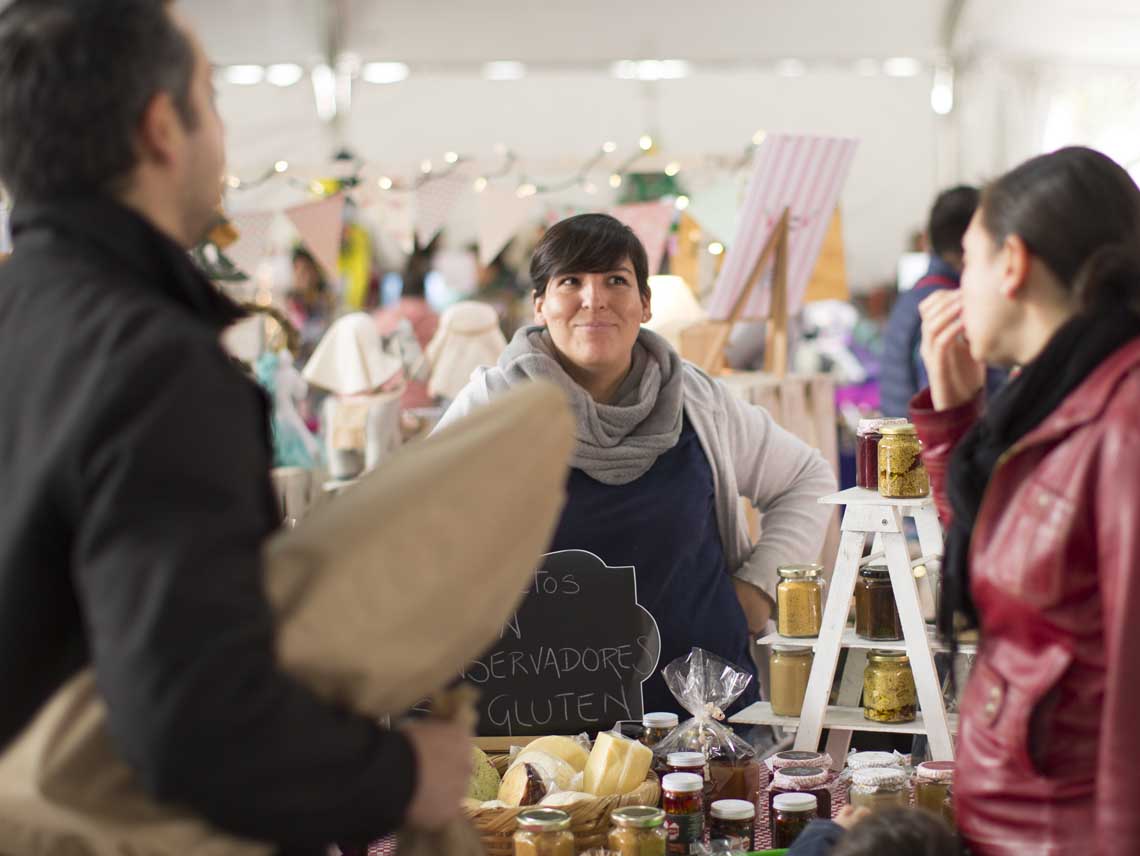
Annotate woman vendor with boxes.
[436,213,835,715]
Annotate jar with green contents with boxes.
[776,564,824,637]
[769,645,814,716]
[854,565,903,641]
[848,768,910,812]
[863,650,917,723]
[608,806,667,856]
[914,761,955,821]
[513,808,575,856]
[878,423,929,498]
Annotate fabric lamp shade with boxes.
[302,312,403,396]
[426,302,508,400]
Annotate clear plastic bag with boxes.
[653,648,756,764]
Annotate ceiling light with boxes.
[266,64,304,87]
[362,62,410,84]
[708,241,725,256]
[602,141,618,154]
[884,57,922,78]
[473,177,488,192]
[378,176,393,190]
[609,173,623,189]
[675,195,690,210]
[273,160,289,173]
[665,162,681,176]
[444,151,459,164]
[224,65,265,85]
[483,61,526,81]
[516,183,538,198]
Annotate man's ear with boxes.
[135,91,182,169]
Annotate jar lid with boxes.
[611,806,665,829]
[771,644,813,654]
[851,768,909,790]
[772,766,830,789]
[777,563,824,580]
[643,712,679,729]
[859,564,891,580]
[916,761,956,782]
[772,792,819,813]
[880,423,918,436]
[667,752,706,768]
[846,751,902,770]
[662,772,704,794]
[711,799,756,821]
[516,808,572,831]
[768,750,832,771]
[856,417,909,435]
[868,649,910,664]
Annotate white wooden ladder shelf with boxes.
[730,487,975,767]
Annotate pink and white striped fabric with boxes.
[706,134,858,321]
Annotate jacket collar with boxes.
[1010,336,1140,453]
[923,254,961,286]
[10,195,244,331]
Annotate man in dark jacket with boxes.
[880,186,1004,416]
[0,1,471,852]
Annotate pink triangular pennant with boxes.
[609,202,675,276]
[286,194,346,279]
[358,195,415,268]
[415,170,471,248]
[225,211,276,277]
[477,185,537,267]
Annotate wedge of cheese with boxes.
[525,736,591,772]
[582,731,653,797]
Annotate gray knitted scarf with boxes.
[481,326,684,485]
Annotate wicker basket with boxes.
[464,755,661,855]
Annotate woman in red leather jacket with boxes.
[911,146,1140,855]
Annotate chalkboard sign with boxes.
[467,550,662,737]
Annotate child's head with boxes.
[833,808,961,856]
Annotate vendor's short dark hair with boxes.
[0,0,198,202]
[928,185,980,260]
[530,214,651,301]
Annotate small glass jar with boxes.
[878,423,930,498]
[771,792,818,848]
[666,751,706,779]
[707,756,764,812]
[662,773,704,855]
[769,645,814,716]
[609,806,667,856]
[642,712,679,749]
[863,650,917,723]
[914,761,955,821]
[776,564,825,637]
[856,418,907,490]
[709,799,755,850]
[854,565,903,641]
[513,808,575,856]
[848,768,910,813]
[768,766,832,823]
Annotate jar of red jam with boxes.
[767,766,832,826]
[856,418,908,490]
[662,772,704,855]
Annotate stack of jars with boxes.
[855,418,909,491]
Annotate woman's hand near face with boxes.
[732,578,773,634]
[919,289,986,411]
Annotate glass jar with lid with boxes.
[878,423,930,498]
[608,806,667,856]
[513,808,575,856]
[767,766,832,823]
[844,751,902,772]
[848,768,910,812]
[769,645,814,716]
[662,773,704,855]
[709,799,755,850]
[768,750,833,772]
[863,650,917,723]
[914,761,955,820]
[856,418,908,490]
[641,712,679,749]
[771,792,818,848]
[776,564,825,637]
[854,565,903,641]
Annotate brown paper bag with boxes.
[0,381,574,855]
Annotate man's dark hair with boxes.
[0,0,198,202]
[833,808,963,856]
[530,213,650,301]
[927,185,980,260]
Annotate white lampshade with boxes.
[643,275,707,350]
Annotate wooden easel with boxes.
[681,208,791,377]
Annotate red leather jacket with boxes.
[911,337,1140,856]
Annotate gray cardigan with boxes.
[436,362,837,602]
